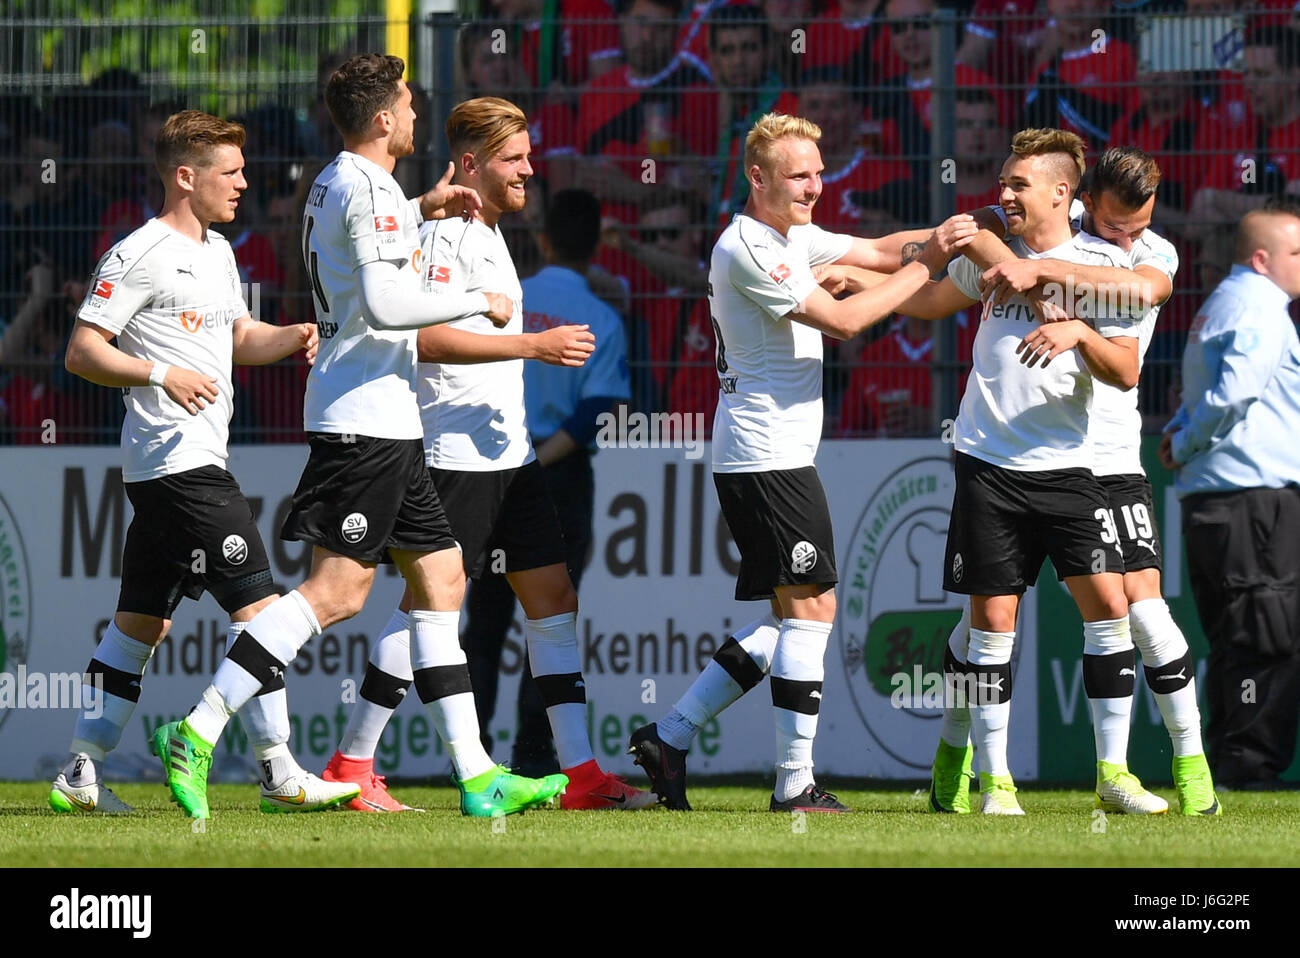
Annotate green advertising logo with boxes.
[838,457,985,770]
[0,491,34,733]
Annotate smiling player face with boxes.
[752,136,823,234]
[997,153,1069,236]
[475,130,533,222]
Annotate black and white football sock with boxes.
[659,611,780,751]
[939,604,973,748]
[68,621,155,770]
[1083,616,1135,766]
[967,627,1014,776]
[186,590,320,744]
[409,609,494,781]
[338,608,414,761]
[1130,598,1203,756]
[525,611,594,769]
[771,619,831,802]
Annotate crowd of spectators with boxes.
[3,0,1299,444]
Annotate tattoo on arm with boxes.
[901,241,924,265]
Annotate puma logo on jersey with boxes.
[791,540,817,574]
[176,265,195,277]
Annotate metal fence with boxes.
[1,2,1295,444]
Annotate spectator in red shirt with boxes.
[489,0,624,86]
[837,314,934,436]
[799,66,912,233]
[954,89,1009,211]
[803,0,905,90]
[761,0,817,86]
[956,0,1042,91]
[1189,27,1300,265]
[1022,0,1139,151]
[1107,69,1214,214]
[573,0,717,221]
[707,5,799,224]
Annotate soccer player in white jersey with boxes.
[929,147,1220,815]
[871,128,1159,815]
[627,112,981,812]
[153,55,566,819]
[49,110,352,814]
[321,96,655,811]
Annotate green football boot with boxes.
[152,719,214,819]
[1095,761,1168,814]
[456,765,567,818]
[1172,754,1222,816]
[979,772,1025,815]
[929,739,974,813]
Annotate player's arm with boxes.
[834,212,985,271]
[64,320,218,415]
[795,245,954,340]
[1017,323,1139,390]
[232,317,319,366]
[893,275,979,321]
[417,322,595,366]
[357,261,511,330]
[982,259,1172,310]
[535,395,621,467]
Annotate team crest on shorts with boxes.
[341,512,369,543]
[791,540,818,574]
[222,534,248,565]
[952,552,964,583]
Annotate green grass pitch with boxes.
[3,780,1299,867]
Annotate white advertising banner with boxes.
[0,441,1037,783]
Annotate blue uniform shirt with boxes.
[522,265,630,445]
[1166,264,1300,495]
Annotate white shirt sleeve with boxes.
[946,255,982,301]
[729,237,819,320]
[358,259,491,331]
[800,223,856,268]
[347,180,410,268]
[76,248,152,335]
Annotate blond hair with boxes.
[744,112,822,179]
[155,110,245,178]
[446,96,528,163]
[1009,127,1086,189]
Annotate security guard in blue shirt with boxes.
[1161,201,1300,789]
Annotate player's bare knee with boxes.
[113,612,169,646]
[511,565,577,619]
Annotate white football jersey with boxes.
[416,217,532,471]
[300,151,424,439]
[948,230,1138,471]
[709,215,853,473]
[77,219,246,483]
[1086,227,1179,477]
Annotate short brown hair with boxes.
[1009,127,1086,189]
[326,53,405,138]
[446,96,528,162]
[1088,146,1162,210]
[744,112,822,179]
[154,110,245,178]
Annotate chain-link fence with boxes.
[2,2,1296,444]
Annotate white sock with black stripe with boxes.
[339,609,413,761]
[409,609,494,781]
[1130,599,1204,757]
[771,619,831,802]
[525,611,594,770]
